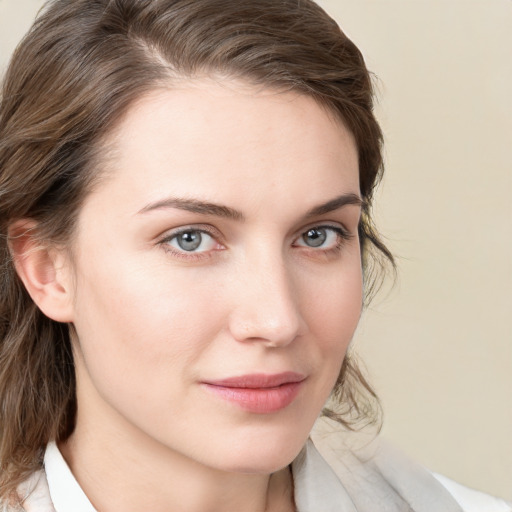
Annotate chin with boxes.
[207,426,309,474]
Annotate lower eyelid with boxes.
[161,246,216,262]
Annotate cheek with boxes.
[74,242,218,334]
[303,256,363,342]
[69,247,225,390]
[298,252,363,387]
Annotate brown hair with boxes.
[0,0,393,500]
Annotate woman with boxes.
[0,1,509,511]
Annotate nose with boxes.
[227,252,306,348]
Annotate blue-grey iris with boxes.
[177,231,202,251]
[303,228,326,247]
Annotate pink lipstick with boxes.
[201,372,305,413]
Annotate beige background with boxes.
[1,0,511,501]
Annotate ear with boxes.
[8,220,74,323]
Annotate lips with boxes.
[201,372,305,414]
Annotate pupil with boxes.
[178,231,202,251]
[304,228,326,247]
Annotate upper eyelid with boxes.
[295,222,351,238]
[298,225,350,238]
[158,224,221,241]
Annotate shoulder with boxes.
[432,473,512,512]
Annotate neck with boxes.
[60,408,295,512]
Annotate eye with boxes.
[294,226,349,250]
[165,229,218,253]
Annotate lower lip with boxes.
[202,381,303,413]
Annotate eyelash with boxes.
[158,224,353,261]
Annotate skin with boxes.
[25,79,363,511]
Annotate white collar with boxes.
[43,442,96,512]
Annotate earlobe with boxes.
[8,220,74,323]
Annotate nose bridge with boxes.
[228,244,304,346]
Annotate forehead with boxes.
[92,78,359,216]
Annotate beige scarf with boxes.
[295,418,464,512]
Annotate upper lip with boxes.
[202,372,306,389]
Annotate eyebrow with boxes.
[138,193,364,221]
[304,193,364,218]
[138,197,245,221]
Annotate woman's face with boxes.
[66,79,362,473]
